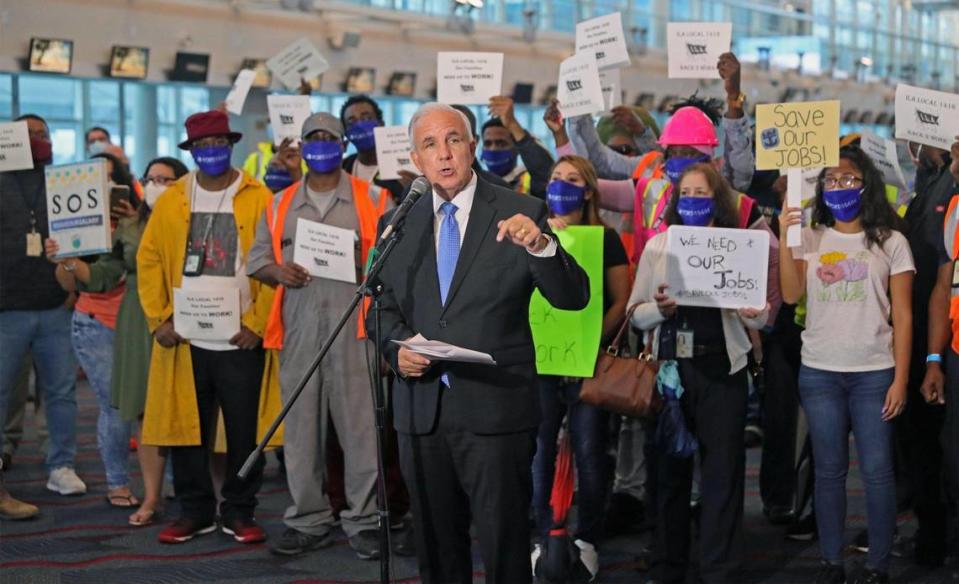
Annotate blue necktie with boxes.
[437,201,459,388]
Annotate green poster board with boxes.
[529,226,605,377]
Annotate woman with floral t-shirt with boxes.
[780,146,914,584]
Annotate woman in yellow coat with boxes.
[137,110,282,545]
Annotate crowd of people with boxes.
[2,49,959,584]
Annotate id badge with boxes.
[952,261,959,288]
[26,232,42,257]
[676,329,694,359]
[183,248,205,277]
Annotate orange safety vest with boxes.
[263,176,388,349]
[944,195,959,354]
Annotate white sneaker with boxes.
[530,543,542,577]
[574,539,599,582]
[47,467,87,496]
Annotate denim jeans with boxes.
[799,365,896,572]
[72,312,132,490]
[0,307,77,470]
[531,376,608,545]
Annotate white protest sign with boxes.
[374,126,417,181]
[173,288,240,341]
[45,160,111,258]
[557,51,605,118]
[436,52,504,105]
[293,218,357,284]
[860,131,907,189]
[599,68,622,111]
[667,22,732,79]
[575,12,631,70]
[785,168,804,247]
[666,225,770,309]
[0,121,34,172]
[895,84,959,150]
[225,69,257,115]
[267,95,311,146]
[266,37,330,90]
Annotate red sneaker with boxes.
[221,516,266,544]
[157,518,217,544]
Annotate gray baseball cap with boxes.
[301,112,344,140]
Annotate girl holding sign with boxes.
[779,146,913,584]
[628,163,768,584]
[530,155,630,582]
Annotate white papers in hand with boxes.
[393,334,497,366]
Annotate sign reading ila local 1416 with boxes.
[45,159,111,258]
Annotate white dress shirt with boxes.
[431,171,556,257]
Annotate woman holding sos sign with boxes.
[779,146,914,584]
[627,163,768,584]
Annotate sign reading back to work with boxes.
[755,100,840,170]
[894,83,959,150]
[666,22,732,79]
[529,226,604,377]
[45,159,111,258]
[666,226,769,309]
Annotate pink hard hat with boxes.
[657,106,719,148]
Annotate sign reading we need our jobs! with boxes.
[436,52,504,105]
[666,226,769,310]
[755,100,840,171]
[45,159,111,258]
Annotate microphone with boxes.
[379,176,430,241]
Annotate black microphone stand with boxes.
[239,228,406,584]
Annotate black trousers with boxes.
[172,346,266,523]
[650,354,747,584]
[759,305,805,513]
[940,350,959,554]
[398,389,536,584]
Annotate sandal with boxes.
[128,507,160,527]
[106,492,140,508]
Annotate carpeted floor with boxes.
[0,381,954,583]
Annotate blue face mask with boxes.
[677,196,715,227]
[302,140,343,174]
[480,148,517,177]
[664,155,711,184]
[346,119,379,152]
[823,187,863,222]
[191,145,232,177]
[546,180,587,215]
[263,166,295,192]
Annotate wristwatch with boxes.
[62,260,77,273]
[728,92,746,107]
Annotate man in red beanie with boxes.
[137,110,279,545]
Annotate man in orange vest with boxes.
[247,113,392,560]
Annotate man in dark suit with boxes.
[368,102,589,583]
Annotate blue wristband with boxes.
[927,354,942,364]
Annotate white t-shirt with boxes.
[794,227,915,372]
[352,159,378,184]
[180,174,250,351]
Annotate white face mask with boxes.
[144,182,166,208]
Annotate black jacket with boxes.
[369,176,589,435]
[0,168,68,311]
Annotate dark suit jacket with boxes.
[369,177,590,436]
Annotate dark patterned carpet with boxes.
[0,381,954,583]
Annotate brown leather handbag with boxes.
[579,307,662,419]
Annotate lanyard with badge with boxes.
[15,175,45,257]
[183,178,230,277]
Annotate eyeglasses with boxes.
[143,176,176,186]
[822,174,863,189]
[191,136,232,149]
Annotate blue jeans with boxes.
[799,365,896,572]
[0,307,77,470]
[531,377,608,544]
[72,312,132,490]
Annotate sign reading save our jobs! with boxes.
[666,226,769,310]
[755,100,840,171]
[45,159,111,258]
[529,226,604,377]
